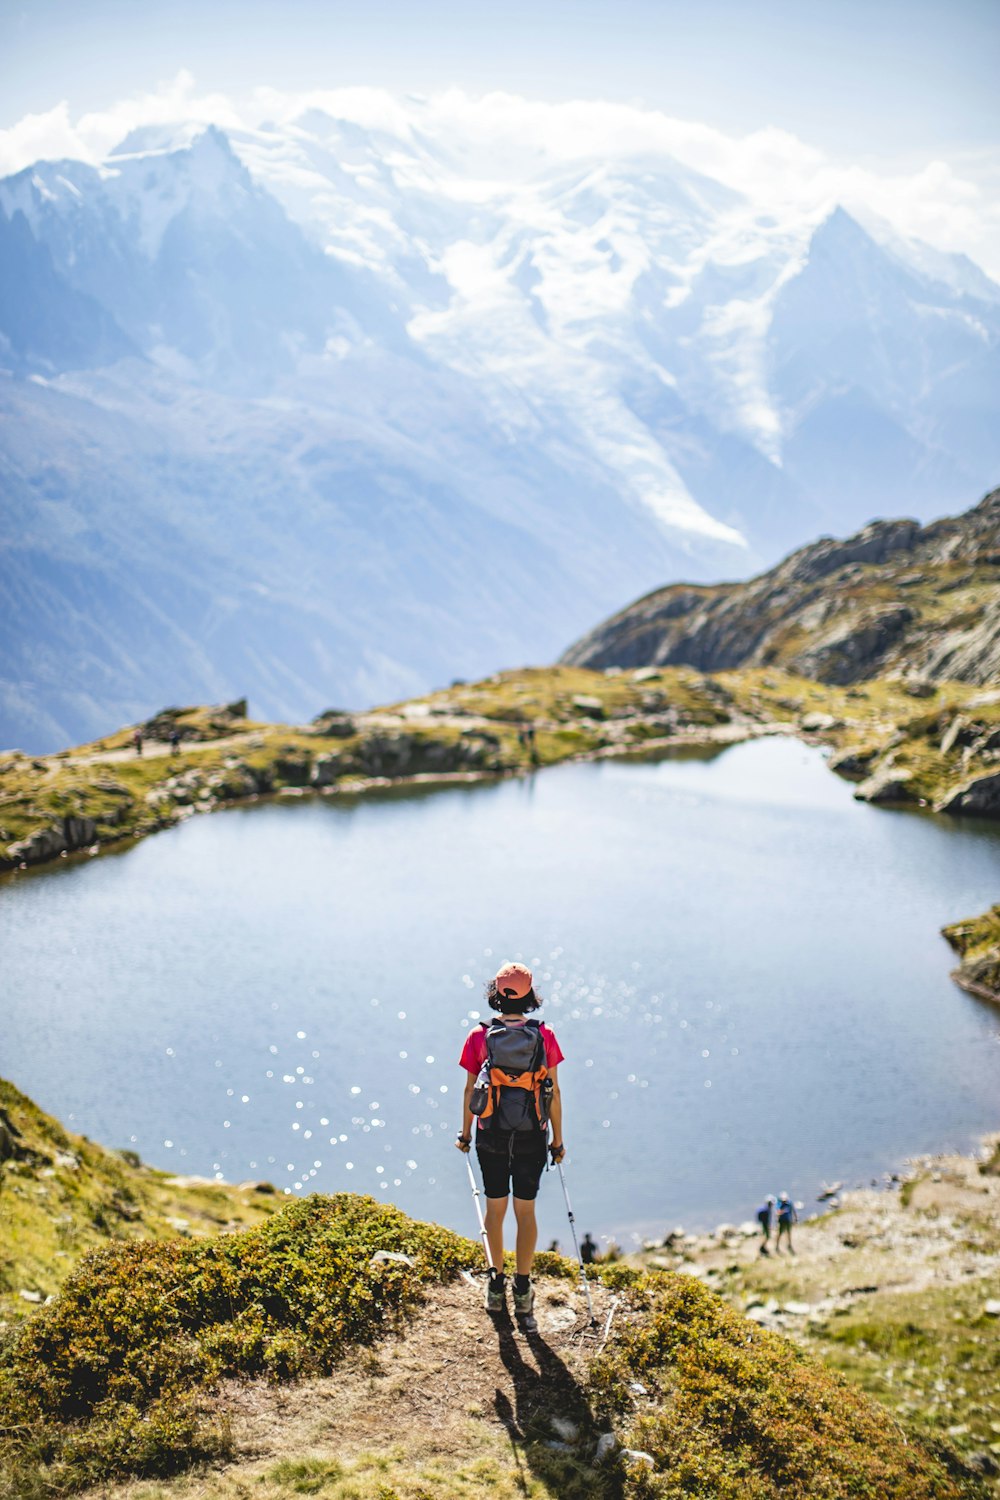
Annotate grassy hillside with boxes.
[0,1189,983,1500]
[0,1078,276,1324]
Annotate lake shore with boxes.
[3,665,1000,884]
[632,1126,1000,1474]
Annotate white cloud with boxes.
[0,102,94,175]
[74,70,244,159]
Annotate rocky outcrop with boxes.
[6,814,97,867]
[308,709,357,738]
[937,770,1000,817]
[563,489,1000,686]
[943,906,1000,1004]
[853,764,916,807]
[142,700,249,743]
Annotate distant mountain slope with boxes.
[563,488,1000,685]
[2,110,999,750]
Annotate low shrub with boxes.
[0,1194,473,1497]
[589,1271,976,1499]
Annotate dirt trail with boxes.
[89,1276,622,1500]
[58,735,258,769]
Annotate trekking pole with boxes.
[465,1154,497,1274]
[556,1161,596,1325]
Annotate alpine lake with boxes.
[3,735,999,1251]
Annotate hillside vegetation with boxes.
[0,1178,983,1500]
[0,1078,276,1325]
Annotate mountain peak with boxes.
[810,204,874,252]
[107,121,237,164]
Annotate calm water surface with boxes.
[3,738,998,1249]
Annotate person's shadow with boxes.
[490,1313,624,1498]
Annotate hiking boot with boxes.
[485,1274,506,1312]
[513,1280,535,1317]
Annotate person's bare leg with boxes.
[484,1196,507,1271]
[513,1196,538,1275]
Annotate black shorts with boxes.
[476,1133,548,1201]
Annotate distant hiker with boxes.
[581,1231,598,1265]
[775,1192,798,1254]
[457,961,564,1317]
[757,1195,776,1255]
[133,728,143,757]
[547,1238,560,1254]
[170,729,181,755]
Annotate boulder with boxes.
[854,765,916,806]
[937,770,1000,817]
[571,695,605,718]
[358,732,419,775]
[0,1108,27,1165]
[940,714,973,755]
[273,752,313,787]
[63,815,97,850]
[310,709,357,738]
[900,676,937,698]
[6,826,68,864]
[829,746,878,780]
[800,711,838,732]
[310,753,343,788]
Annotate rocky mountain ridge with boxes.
[563,487,1000,685]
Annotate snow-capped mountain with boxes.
[1,105,998,751]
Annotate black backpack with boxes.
[470,1019,550,1133]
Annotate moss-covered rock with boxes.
[942,906,1000,1004]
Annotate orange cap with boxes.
[495,961,533,1000]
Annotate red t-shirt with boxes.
[459,1020,564,1074]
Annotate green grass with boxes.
[0,1195,979,1500]
[802,1277,1000,1477]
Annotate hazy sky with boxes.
[2,0,997,163]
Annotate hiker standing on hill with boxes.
[456,961,564,1316]
[775,1192,798,1254]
